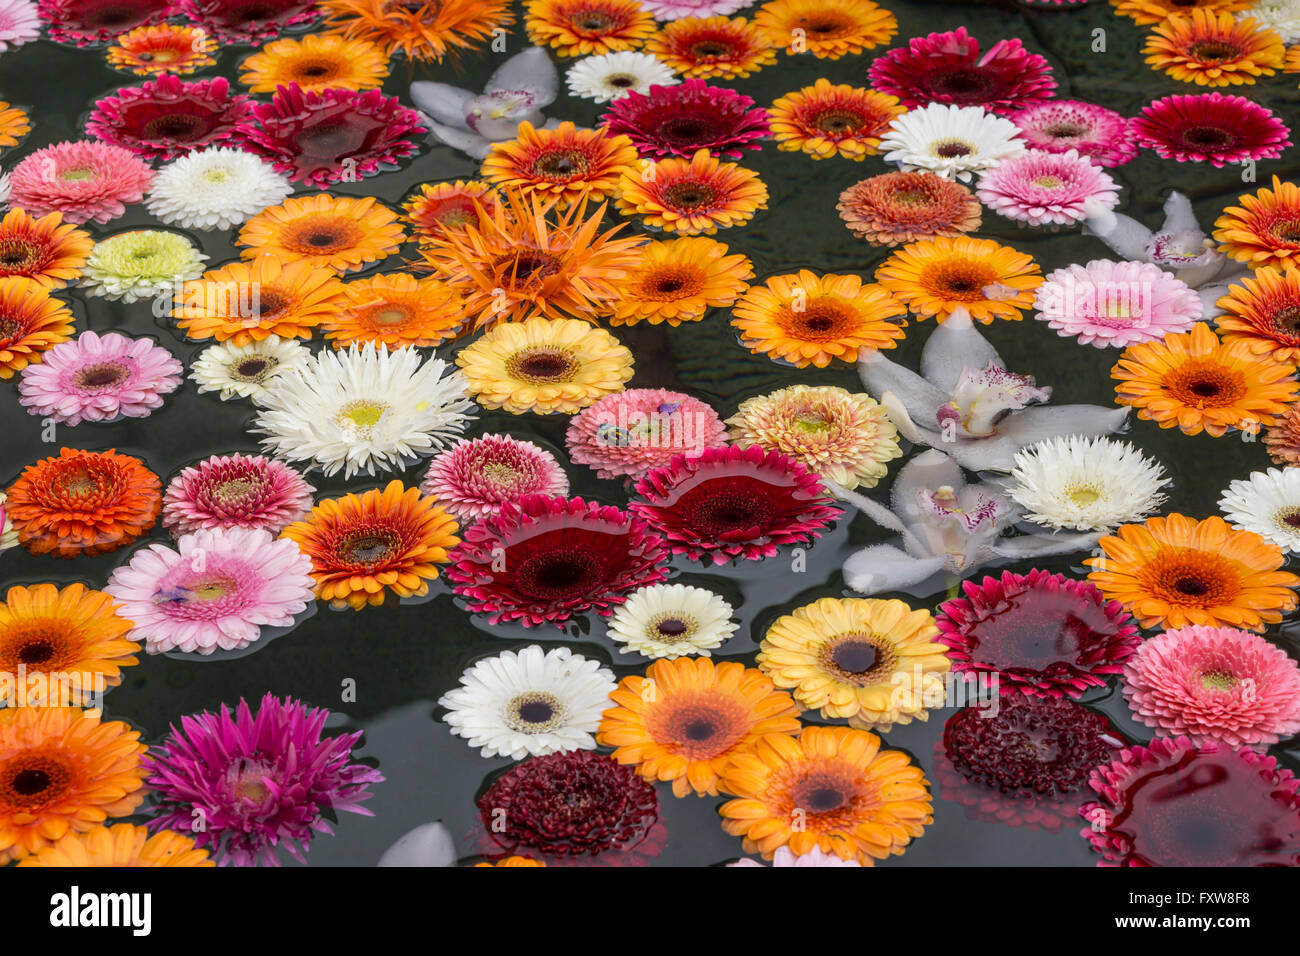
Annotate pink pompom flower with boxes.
[174,0,318,44]
[85,75,253,163]
[0,0,41,51]
[600,79,770,160]
[975,148,1119,227]
[1132,93,1291,166]
[8,140,153,224]
[1009,99,1137,168]
[162,452,315,537]
[639,0,756,18]
[420,433,569,525]
[1033,259,1201,348]
[566,388,728,481]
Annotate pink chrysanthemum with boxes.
[17,330,181,426]
[975,148,1119,228]
[600,79,770,160]
[565,388,729,481]
[85,75,253,164]
[1122,624,1300,748]
[235,84,425,189]
[640,0,754,19]
[144,693,383,866]
[8,141,153,225]
[1009,99,1137,168]
[935,570,1141,699]
[38,0,173,46]
[174,0,318,44]
[1132,92,1291,166]
[162,453,315,537]
[629,445,842,565]
[420,433,570,524]
[1033,259,1201,348]
[105,526,315,655]
[0,0,41,51]
[1079,737,1300,866]
[867,26,1055,114]
[446,494,669,629]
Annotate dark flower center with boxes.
[1271,304,1300,334]
[1188,41,1240,62]
[690,41,733,58]
[813,109,864,135]
[11,768,51,796]
[936,141,972,158]
[662,181,716,209]
[1180,125,1235,148]
[75,361,130,389]
[1042,121,1088,139]
[296,61,336,79]
[574,12,614,30]
[513,549,604,600]
[656,617,688,636]
[606,73,635,88]
[339,529,399,566]
[142,112,210,142]
[295,122,363,160]
[517,699,554,724]
[1175,576,1209,596]
[18,641,55,665]
[534,149,587,179]
[927,69,995,102]
[508,347,577,384]
[658,117,718,145]
[234,357,273,379]
[803,785,846,813]
[0,240,37,270]
[683,719,715,742]
[831,639,878,674]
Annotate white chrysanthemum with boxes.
[1245,0,1300,43]
[145,147,294,231]
[254,342,475,479]
[0,170,9,208]
[79,230,207,303]
[566,51,679,102]
[0,491,16,551]
[605,583,738,659]
[190,336,310,403]
[880,103,1025,183]
[438,645,617,760]
[1219,467,1300,552]
[1003,435,1170,532]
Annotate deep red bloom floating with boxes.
[1132,93,1291,167]
[174,0,319,44]
[600,79,770,161]
[38,0,175,46]
[85,75,254,163]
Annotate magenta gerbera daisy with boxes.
[8,141,153,225]
[37,0,173,46]
[935,570,1141,700]
[600,79,770,160]
[1008,99,1138,168]
[629,445,842,566]
[85,75,253,164]
[975,148,1119,228]
[1132,92,1291,166]
[867,26,1055,114]
[446,494,669,629]
[145,693,383,866]
[0,0,41,51]
[1079,737,1300,866]
[420,433,570,525]
[1034,259,1201,348]
[17,330,181,426]
[174,0,318,43]
[565,388,729,482]
[161,453,315,537]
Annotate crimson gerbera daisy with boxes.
[445,494,669,628]
[161,453,315,537]
[867,26,1056,114]
[174,0,319,44]
[85,75,254,163]
[599,79,771,160]
[38,0,174,46]
[629,445,842,566]
[1131,92,1291,166]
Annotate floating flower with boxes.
[481,121,639,206]
[85,76,252,163]
[402,180,497,247]
[145,147,294,233]
[0,493,15,551]
[1144,9,1284,85]
[768,79,905,160]
[189,336,310,402]
[1132,92,1290,165]
[38,0,172,45]
[609,236,753,326]
[162,453,314,537]
[80,230,206,303]
[446,494,668,628]
[1034,259,1201,348]
[8,141,153,225]
[1214,175,1300,269]
[566,51,679,102]
[106,24,216,75]
[440,645,617,760]
[729,847,864,867]
[836,171,981,246]
[18,331,181,426]
[1251,0,1300,42]
[875,235,1041,323]
[599,78,769,160]
[0,208,92,288]
[1219,466,1300,551]
[604,582,738,658]
[1215,265,1300,360]
[282,481,460,611]
[878,103,1025,183]
[1084,513,1300,630]
[174,256,345,346]
[0,278,75,380]
[645,15,776,79]
[146,694,382,866]
[1008,99,1138,167]
[176,0,319,44]
[473,856,545,867]
[421,434,568,524]
[5,448,161,558]
[1264,403,1300,464]
[17,824,212,867]
[566,387,728,480]
[752,0,896,57]
[0,0,39,51]
[322,274,462,350]
[1114,0,1253,23]
[525,0,655,56]
[642,0,756,18]
[321,0,511,60]
[239,33,389,93]
[975,149,1119,228]
[237,194,405,273]
[616,148,768,234]
[0,102,29,149]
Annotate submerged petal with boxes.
[424,119,493,159]
[842,543,948,595]
[485,47,559,107]
[989,530,1100,559]
[919,307,1001,393]
[890,449,965,522]
[859,352,947,424]
[376,821,457,867]
[1159,191,1201,237]
[409,82,475,128]
[1083,210,1153,261]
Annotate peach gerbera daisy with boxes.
[106,25,218,76]
[481,121,639,207]
[320,0,515,61]
[239,33,390,93]
[875,235,1042,323]
[525,0,655,57]
[609,236,753,326]
[1214,175,1300,269]
[0,277,75,379]
[769,80,906,160]
[753,0,897,59]
[402,180,498,247]
[18,823,213,867]
[0,208,93,288]
[238,194,406,273]
[1214,265,1300,362]
[1144,10,1285,86]
[323,273,464,348]
[646,16,777,80]
[616,148,768,235]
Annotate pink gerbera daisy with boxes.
[235,85,425,189]
[161,453,315,537]
[17,330,181,426]
[1132,93,1291,166]
[0,0,41,51]
[600,79,770,160]
[629,445,842,565]
[38,0,173,45]
[8,141,153,225]
[867,26,1056,114]
[566,388,729,481]
[85,75,253,163]
[975,148,1119,228]
[640,0,755,18]
[420,433,569,524]
[1033,259,1201,348]
[1009,99,1137,168]
[144,694,383,866]
[174,0,318,44]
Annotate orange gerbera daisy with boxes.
[1144,10,1284,86]
[0,102,30,150]
[609,236,752,326]
[1111,321,1299,436]
[173,255,346,346]
[646,16,776,79]
[1084,513,1300,630]
[402,180,498,247]
[320,0,514,61]
[473,856,546,866]
[1214,265,1300,361]
[597,657,801,798]
[0,208,93,288]
[238,194,406,273]
[323,273,464,348]
[1112,0,1253,25]
[837,171,982,246]
[525,0,655,56]
[875,235,1042,323]
[1287,44,1300,73]
[717,725,932,864]
[0,278,75,380]
[419,187,643,329]
[106,24,217,76]
[239,33,389,92]
[769,79,906,160]
[18,823,213,867]
[281,480,460,611]
[481,121,639,207]
[1214,176,1300,269]
[616,148,768,235]
[753,0,898,58]
[732,269,906,368]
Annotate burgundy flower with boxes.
[445,494,669,629]
[85,75,254,163]
[600,79,770,161]
[174,0,319,44]
[1131,93,1291,167]
[630,446,842,566]
[38,0,174,46]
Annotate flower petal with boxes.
[485,47,558,107]
[919,306,1000,393]
[843,544,948,595]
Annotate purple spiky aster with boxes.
[145,694,383,866]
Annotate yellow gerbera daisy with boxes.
[608,236,753,326]
[239,33,390,93]
[1143,10,1284,86]
[875,235,1042,323]
[18,824,214,867]
[237,194,406,273]
[753,0,898,58]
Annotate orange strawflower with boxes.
[320,0,514,61]
[1144,10,1284,86]
[0,102,30,150]
[239,33,389,92]
[18,824,214,867]
[875,235,1042,323]
[402,180,498,247]
[1214,265,1300,362]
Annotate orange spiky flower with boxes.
[320,0,514,61]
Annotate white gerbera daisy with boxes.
[566,51,679,102]
[438,645,617,760]
[254,342,475,479]
[879,103,1025,183]
[145,147,293,232]
[1245,0,1300,43]
[606,583,738,659]
[1219,467,1300,552]
[79,230,207,303]
[190,336,310,403]
[1002,435,1170,532]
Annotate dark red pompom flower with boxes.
[174,0,319,44]
[85,75,254,163]
[600,79,770,161]
[39,0,175,46]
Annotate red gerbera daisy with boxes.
[85,75,254,163]
[599,79,771,161]
[868,26,1056,114]
[445,494,669,629]
[174,0,319,44]
[629,445,842,566]
[1132,92,1291,166]
[38,0,175,46]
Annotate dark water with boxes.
[3,0,1300,866]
